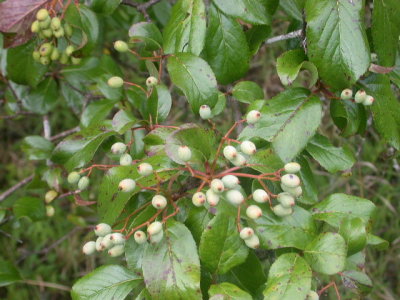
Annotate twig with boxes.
[43,115,51,139]
[122,0,162,21]
[23,279,71,292]
[50,126,79,141]
[264,29,302,45]
[0,175,34,202]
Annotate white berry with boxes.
[94,223,112,237]
[199,105,212,119]
[210,179,224,194]
[252,189,270,203]
[277,192,295,208]
[146,76,158,87]
[272,204,293,217]
[134,231,147,244]
[82,241,96,255]
[284,162,301,173]
[147,221,162,236]
[206,189,220,206]
[240,141,256,155]
[95,237,104,251]
[150,230,164,244]
[354,90,367,103]
[239,227,254,240]
[306,290,319,300]
[118,179,136,192]
[232,153,247,166]
[45,190,58,204]
[192,192,206,207]
[223,145,237,160]
[152,195,167,210]
[108,244,125,257]
[281,184,302,197]
[110,233,126,245]
[137,163,153,176]
[120,153,132,166]
[244,234,260,249]
[67,171,80,184]
[246,205,262,219]
[363,95,374,106]
[178,145,192,162]
[222,175,240,189]
[281,174,300,188]
[100,233,113,249]
[78,176,90,190]
[340,89,353,100]
[226,190,244,206]
[246,110,261,124]
[111,142,126,155]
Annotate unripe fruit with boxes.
[284,162,301,173]
[108,244,125,257]
[42,28,53,38]
[281,184,302,197]
[226,190,244,206]
[244,234,260,249]
[192,192,206,207]
[39,17,51,29]
[239,227,254,240]
[146,76,158,87]
[210,179,224,194]
[252,189,270,203]
[137,163,153,176]
[246,110,261,124]
[111,142,127,155]
[53,27,65,38]
[32,51,40,62]
[147,221,162,236]
[94,223,112,237]
[221,175,239,189]
[31,20,40,33]
[206,189,220,206]
[39,43,52,56]
[82,241,96,255]
[50,48,60,61]
[246,205,262,219]
[95,237,104,251]
[152,195,167,210]
[178,145,192,162]
[46,205,55,217]
[45,190,58,204]
[340,89,353,100]
[78,176,90,190]
[40,56,50,65]
[100,234,113,249]
[114,40,129,52]
[110,233,126,245]
[67,171,80,184]
[108,76,124,88]
[281,174,300,188]
[272,204,293,217]
[223,145,237,160]
[240,141,256,155]
[50,17,61,30]
[199,105,212,120]
[36,9,49,21]
[71,57,82,65]
[354,90,367,103]
[306,290,319,300]
[60,53,69,64]
[277,192,295,208]
[150,230,164,243]
[118,179,136,193]
[232,153,247,166]
[64,24,73,37]
[120,153,133,166]
[134,231,147,244]
[65,45,75,56]
[363,95,374,106]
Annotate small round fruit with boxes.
[221,175,239,189]
[71,57,82,65]
[246,110,261,124]
[120,153,133,166]
[82,241,96,255]
[95,237,104,251]
[78,176,90,190]
[284,162,301,173]
[40,56,50,65]
[134,231,147,244]
[94,223,112,237]
[60,53,69,64]
[147,221,162,236]
[137,163,153,176]
[64,24,73,37]
[272,204,293,217]
[340,89,353,100]
[45,190,58,204]
[65,45,75,56]
[239,227,254,240]
[244,235,260,249]
[110,233,126,245]
[226,190,244,206]
[111,142,127,155]
[277,192,295,208]
[31,20,40,33]
[281,184,302,197]
[150,230,164,243]
[118,179,136,193]
[39,16,51,29]
[306,290,319,300]
[114,40,129,52]
[42,28,53,38]
[50,17,61,30]
[152,195,167,210]
[199,105,212,120]
[178,145,192,162]
[32,51,41,62]
[50,48,60,61]
[39,43,53,56]
[210,179,224,194]
[281,174,300,188]
[46,205,55,217]
[246,205,262,219]
[53,27,65,38]
[223,145,238,160]
[36,8,49,21]
[363,95,374,106]
[232,153,247,166]
[192,192,206,207]
[206,189,220,206]
[240,141,256,155]
[108,76,124,88]
[354,90,367,103]
[146,76,158,87]
[67,171,80,184]
[108,245,125,257]
[100,233,113,249]
[252,189,270,203]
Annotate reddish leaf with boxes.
[74,194,96,206]
[369,63,395,74]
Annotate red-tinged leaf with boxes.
[74,194,96,206]
[369,63,395,74]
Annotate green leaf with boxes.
[203,5,250,84]
[212,0,270,25]
[339,217,367,256]
[91,0,121,14]
[167,53,218,113]
[22,78,58,114]
[330,99,367,137]
[305,0,370,89]
[366,233,389,250]
[280,0,304,21]
[296,156,318,205]
[306,134,355,173]
[81,100,115,128]
[209,283,252,300]
[248,148,283,174]
[142,221,202,299]
[185,206,211,244]
[147,84,172,123]
[112,110,137,134]
[232,81,264,104]
[13,197,45,221]
[276,49,318,87]
[263,253,311,300]
[125,236,146,272]
[371,0,400,67]
[22,136,54,160]
[129,22,163,51]
[199,213,249,274]
[245,25,271,55]
[212,92,227,117]
[0,259,21,287]
[71,265,142,300]
[304,232,347,275]
[240,88,322,162]
[341,270,372,291]
[163,0,206,55]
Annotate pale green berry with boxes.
[42,28,53,38]
[226,190,244,206]
[146,76,158,87]
[199,105,212,120]
[210,179,224,194]
[273,204,293,217]
[152,195,167,210]
[65,45,75,56]
[284,162,301,173]
[192,192,206,207]
[108,244,125,257]
[67,171,80,184]
[244,234,260,249]
[281,184,302,197]
[223,145,237,160]
[239,227,254,240]
[134,231,147,244]
[31,20,40,33]
[60,53,69,64]
[82,241,96,255]
[95,237,104,251]
[221,175,239,189]
[39,16,51,29]
[306,290,319,300]
[50,17,61,30]
[94,223,112,237]
[46,205,55,217]
[78,176,90,190]
[108,76,124,88]
[100,233,113,249]
[114,40,129,52]
[45,190,58,204]
[120,153,133,166]
[36,8,49,21]
[206,189,220,206]
[246,205,262,219]
[50,48,60,61]
[147,221,162,236]
[354,90,367,103]
[137,163,153,176]
[232,153,247,166]
[118,179,136,192]
[71,57,82,65]
[340,89,353,100]
[150,230,163,244]
[39,43,53,56]
[363,95,375,106]
[246,110,261,124]
[281,174,300,188]
[64,24,73,37]
[111,142,127,155]
[252,189,270,203]
[53,27,64,38]
[32,51,41,62]
[277,192,295,208]
[178,145,192,162]
[110,233,126,245]
[40,56,50,65]
[240,141,256,155]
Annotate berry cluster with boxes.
[44,190,57,217]
[31,8,81,66]
[340,88,374,106]
[67,171,89,191]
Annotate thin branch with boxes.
[43,115,51,139]
[50,126,79,141]
[0,175,34,202]
[23,279,71,292]
[264,29,302,45]
[122,0,162,21]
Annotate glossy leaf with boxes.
[129,22,163,51]
[22,136,54,160]
[367,233,389,250]
[296,156,318,205]
[212,0,270,25]
[91,0,122,14]
[147,84,172,123]
[13,197,45,221]
[330,99,367,137]
[0,259,22,287]
[81,99,115,128]
[112,110,137,134]
[339,217,367,256]
[209,282,252,300]
[232,81,264,104]
[22,78,58,114]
